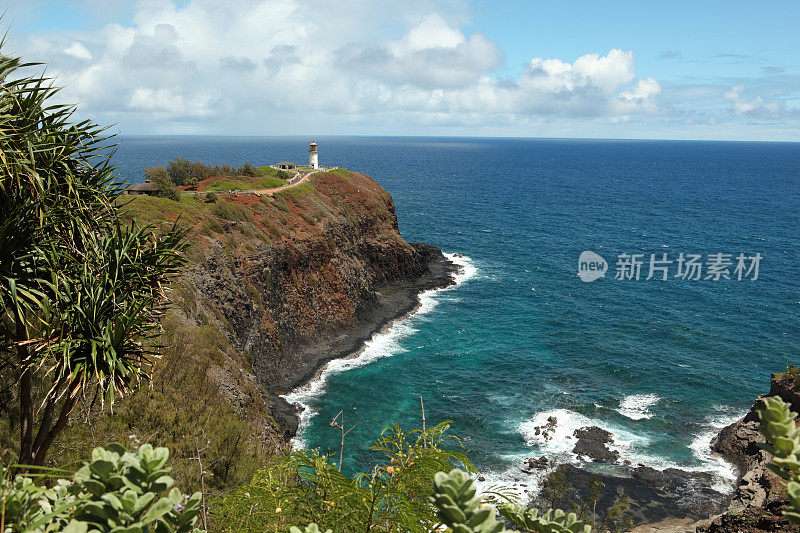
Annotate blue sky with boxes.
[5,1,800,140]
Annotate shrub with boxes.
[146,165,181,201]
[237,161,258,177]
[777,365,800,387]
[435,469,592,533]
[205,192,218,203]
[216,420,596,533]
[0,444,205,532]
[215,422,473,532]
[168,157,194,186]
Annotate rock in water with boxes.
[572,426,620,463]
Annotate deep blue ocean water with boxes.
[117,136,800,491]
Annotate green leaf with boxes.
[140,497,174,524]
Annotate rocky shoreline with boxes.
[697,372,800,532]
[503,371,800,532]
[505,416,728,528]
[271,246,459,438]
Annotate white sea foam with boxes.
[485,405,744,499]
[282,252,478,449]
[616,393,660,420]
[688,407,744,493]
[474,461,543,503]
[518,408,650,460]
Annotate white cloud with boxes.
[64,41,92,61]
[8,0,664,133]
[336,13,505,89]
[128,88,217,119]
[724,85,799,119]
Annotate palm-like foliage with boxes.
[215,421,474,532]
[0,42,188,466]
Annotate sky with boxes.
[4,0,800,140]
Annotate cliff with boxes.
[56,168,455,495]
[168,170,456,435]
[699,370,800,532]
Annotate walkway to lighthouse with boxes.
[250,168,323,196]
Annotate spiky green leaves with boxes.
[0,40,189,467]
[759,395,800,523]
[429,469,507,533]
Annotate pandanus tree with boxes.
[0,45,188,467]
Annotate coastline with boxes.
[274,247,466,443]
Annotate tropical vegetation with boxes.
[0,40,188,469]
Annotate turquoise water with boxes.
[117,136,800,491]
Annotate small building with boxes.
[309,141,318,169]
[125,180,157,196]
[277,161,297,170]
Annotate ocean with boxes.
[117,136,800,494]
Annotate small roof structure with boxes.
[277,161,297,169]
[126,180,157,194]
[309,140,317,146]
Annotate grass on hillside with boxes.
[275,181,315,199]
[205,176,288,192]
[117,194,210,226]
[324,167,352,181]
[257,165,293,178]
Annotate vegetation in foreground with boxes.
[6,394,800,532]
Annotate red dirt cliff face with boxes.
[161,170,452,434]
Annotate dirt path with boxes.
[251,168,322,196]
[181,168,324,198]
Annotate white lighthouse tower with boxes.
[309,140,319,169]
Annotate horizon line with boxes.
[113,133,800,144]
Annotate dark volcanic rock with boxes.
[706,371,800,514]
[557,464,725,526]
[526,457,549,470]
[572,426,620,463]
[270,396,300,440]
[698,499,800,532]
[704,371,800,520]
[769,373,800,414]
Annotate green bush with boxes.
[0,444,205,532]
[776,365,800,387]
[205,192,217,203]
[237,162,258,177]
[215,421,599,533]
[215,422,473,532]
[168,158,194,186]
[145,165,180,201]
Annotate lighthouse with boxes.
[309,140,319,169]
